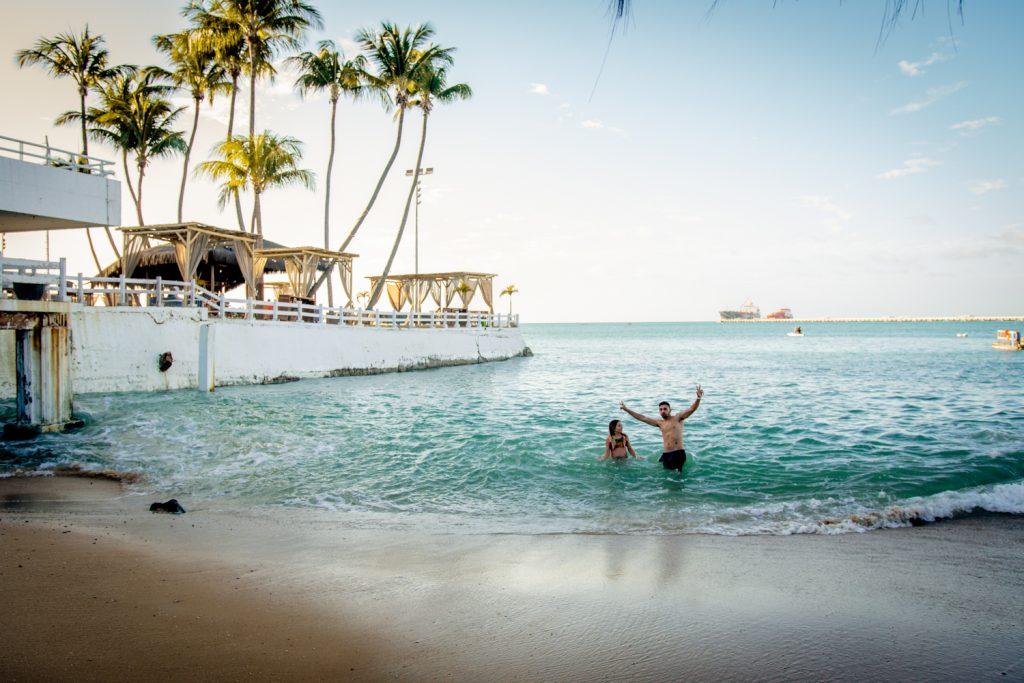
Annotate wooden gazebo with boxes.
[253,246,357,306]
[121,223,258,296]
[367,272,496,312]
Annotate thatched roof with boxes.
[100,240,294,292]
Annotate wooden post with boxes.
[77,273,84,303]
[155,277,163,307]
[118,272,126,306]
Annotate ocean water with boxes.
[2,322,1023,535]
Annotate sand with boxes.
[1,475,1022,682]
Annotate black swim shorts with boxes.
[659,449,687,471]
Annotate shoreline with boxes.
[2,475,1022,681]
[719,316,1024,323]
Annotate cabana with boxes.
[252,246,357,306]
[367,272,496,312]
[120,223,259,297]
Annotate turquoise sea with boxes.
[3,322,1023,535]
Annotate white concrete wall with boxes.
[0,305,528,397]
[68,306,206,394]
[0,157,121,231]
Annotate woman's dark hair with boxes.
[608,419,621,436]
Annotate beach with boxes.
[2,474,1022,682]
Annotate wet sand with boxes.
[1,475,1023,681]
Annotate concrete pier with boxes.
[1,300,80,438]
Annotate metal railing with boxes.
[0,259,519,329]
[0,134,115,177]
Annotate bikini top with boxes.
[610,435,628,449]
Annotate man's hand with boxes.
[696,384,704,400]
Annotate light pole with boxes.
[405,166,433,317]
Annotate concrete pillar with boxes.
[198,322,215,392]
[2,300,80,439]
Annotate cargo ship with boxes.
[719,300,761,320]
[767,307,794,319]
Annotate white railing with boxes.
[0,134,115,177]
[0,259,519,329]
[0,256,68,301]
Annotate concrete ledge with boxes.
[1,305,529,397]
[0,157,121,232]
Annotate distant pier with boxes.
[720,316,1024,323]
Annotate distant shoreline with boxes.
[720,315,1024,323]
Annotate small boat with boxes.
[992,329,1022,351]
[956,333,969,338]
[787,326,804,337]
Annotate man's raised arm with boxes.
[620,402,659,426]
[677,384,704,421]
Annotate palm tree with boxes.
[16,26,122,271]
[62,68,187,225]
[191,0,322,142]
[500,285,518,316]
[195,132,314,239]
[183,0,275,231]
[367,63,470,309]
[154,29,231,222]
[336,23,453,254]
[288,40,368,306]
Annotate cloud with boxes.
[528,83,549,95]
[797,195,852,233]
[949,116,1000,135]
[877,157,939,180]
[939,227,1024,260]
[897,52,947,76]
[890,81,967,115]
[580,119,604,129]
[966,179,1006,195]
[336,36,361,57]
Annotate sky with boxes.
[1,0,1022,321]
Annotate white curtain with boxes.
[339,260,353,307]
[173,231,210,283]
[121,234,149,279]
[478,277,494,312]
[430,280,443,309]
[386,281,407,310]
[445,277,459,307]
[457,278,478,309]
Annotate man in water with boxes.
[620,385,704,471]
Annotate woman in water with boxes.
[599,419,638,461]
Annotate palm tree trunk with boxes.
[122,151,139,223]
[85,229,102,274]
[253,190,264,298]
[227,73,246,231]
[136,162,146,226]
[339,105,406,252]
[79,88,89,157]
[323,97,338,307]
[368,111,428,309]
[178,96,201,223]
[248,40,256,139]
[253,191,263,237]
[308,105,407,298]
